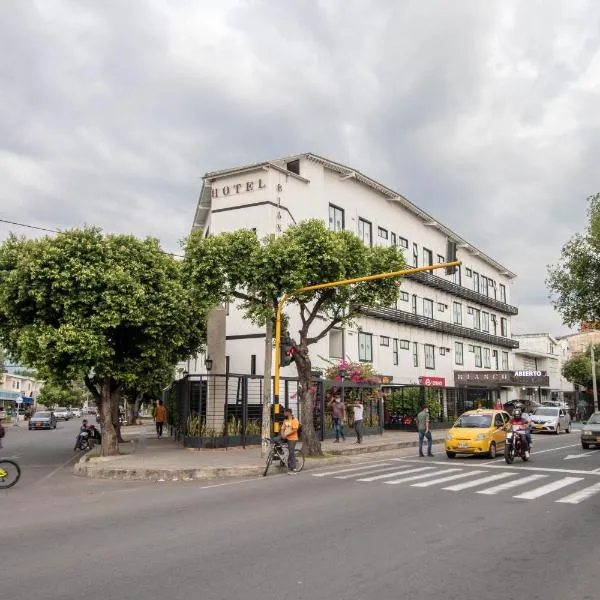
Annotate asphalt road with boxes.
[2,427,600,600]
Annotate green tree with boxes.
[37,382,81,409]
[562,347,600,387]
[0,228,208,455]
[184,219,405,455]
[547,193,600,327]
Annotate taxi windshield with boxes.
[454,414,492,428]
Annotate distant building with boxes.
[0,372,44,409]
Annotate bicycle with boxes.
[263,438,305,476]
[0,459,21,489]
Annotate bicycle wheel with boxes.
[293,449,305,472]
[263,449,274,477]
[0,460,21,489]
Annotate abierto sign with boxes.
[419,376,446,388]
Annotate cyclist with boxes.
[280,408,299,475]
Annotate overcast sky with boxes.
[2,0,599,336]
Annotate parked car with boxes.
[530,406,571,434]
[29,411,57,430]
[71,408,82,418]
[53,407,71,421]
[581,412,600,449]
[445,409,512,459]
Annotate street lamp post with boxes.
[591,344,599,413]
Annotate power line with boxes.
[0,217,184,258]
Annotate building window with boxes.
[329,329,344,358]
[549,342,556,354]
[400,291,409,301]
[412,342,419,367]
[474,346,482,368]
[390,232,397,246]
[473,272,480,293]
[423,298,434,319]
[398,237,409,249]
[358,332,373,362]
[468,344,475,352]
[439,347,446,356]
[412,294,418,314]
[378,227,388,240]
[412,243,418,266]
[483,348,491,368]
[491,280,497,299]
[499,283,506,303]
[500,318,508,337]
[466,268,472,277]
[251,354,257,375]
[492,350,499,370]
[329,204,344,231]
[472,308,481,330]
[393,339,399,365]
[481,276,489,297]
[358,218,372,246]
[453,302,462,325]
[482,311,490,333]
[424,344,435,369]
[453,266,462,286]
[437,302,446,312]
[380,336,390,347]
[501,351,509,370]
[454,342,464,365]
[399,339,410,350]
[12,380,20,390]
[225,355,230,373]
[423,248,433,266]
[491,314,497,336]
[437,254,445,264]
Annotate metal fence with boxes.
[163,374,384,448]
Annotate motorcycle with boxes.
[74,430,93,452]
[504,426,530,464]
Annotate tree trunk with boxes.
[261,320,273,457]
[295,343,322,456]
[99,379,120,456]
[112,394,125,443]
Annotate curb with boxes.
[324,438,445,456]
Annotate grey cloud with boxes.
[1,0,600,332]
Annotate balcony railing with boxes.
[405,270,519,315]
[361,306,520,349]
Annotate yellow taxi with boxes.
[445,409,511,459]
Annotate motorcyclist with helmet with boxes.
[510,403,532,458]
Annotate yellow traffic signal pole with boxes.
[272,260,461,431]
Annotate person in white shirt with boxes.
[349,401,364,444]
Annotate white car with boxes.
[71,408,82,418]
[530,406,571,434]
[53,407,71,421]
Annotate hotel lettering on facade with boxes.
[190,153,520,407]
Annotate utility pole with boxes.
[592,344,599,413]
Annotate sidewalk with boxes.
[74,424,448,482]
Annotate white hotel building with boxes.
[191,153,520,407]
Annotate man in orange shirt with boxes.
[280,408,299,475]
[154,399,167,439]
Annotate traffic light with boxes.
[280,334,298,367]
[445,240,458,275]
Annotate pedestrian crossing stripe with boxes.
[311,465,600,505]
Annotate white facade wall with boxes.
[193,155,518,390]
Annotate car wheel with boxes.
[487,442,497,459]
[28,427,32,430]
[582,442,590,449]
[446,451,456,459]
[555,425,561,435]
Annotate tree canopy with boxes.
[184,219,406,454]
[37,382,82,409]
[562,346,600,387]
[548,193,600,327]
[0,228,208,455]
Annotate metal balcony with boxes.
[361,306,520,349]
[405,270,519,315]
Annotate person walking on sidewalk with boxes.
[154,399,167,439]
[328,393,346,442]
[280,408,299,474]
[349,401,364,444]
[417,404,433,457]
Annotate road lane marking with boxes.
[412,470,481,487]
[384,468,460,485]
[476,474,548,495]
[527,443,580,455]
[335,466,414,480]
[514,477,583,500]
[443,472,515,491]
[358,467,436,482]
[35,454,81,486]
[556,481,600,504]
[312,462,392,477]
[564,452,595,460]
